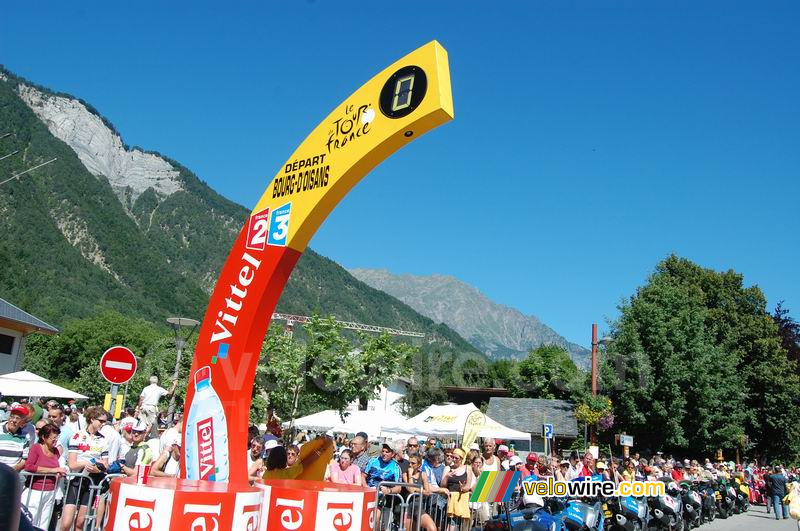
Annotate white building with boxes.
[348,377,411,415]
[0,298,59,375]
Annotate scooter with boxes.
[647,480,684,531]
[733,477,750,513]
[714,479,733,519]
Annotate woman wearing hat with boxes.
[440,448,474,530]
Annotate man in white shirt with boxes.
[137,376,177,438]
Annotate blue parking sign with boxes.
[543,423,553,439]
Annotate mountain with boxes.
[0,66,478,359]
[348,268,591,366]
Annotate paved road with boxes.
[700,504,797,531]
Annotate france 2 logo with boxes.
[267,202,291,247]
[246,208,270,251]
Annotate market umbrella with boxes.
[0,370,88,399]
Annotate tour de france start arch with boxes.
[104,41,453,530]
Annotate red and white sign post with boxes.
[100,346,137,420]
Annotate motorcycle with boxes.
[604,495,648,531]
[679,483,702,529]
[697,480,716,524]
[714,479,734,518]
[563,497,605,531]
[733,476,750,513]
[647,480,684,531]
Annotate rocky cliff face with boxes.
[349,268,590,366]
[17,83,182,209]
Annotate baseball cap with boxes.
[509,455,523,466]
[381,443,395,453]
[0,401,7,409]
[469,443,480,451]
[264,439,279,451]
[560,460,570,466]
[131,419,148,432]
[498,444,509,453]
[9,404,29,416]
[526,452,538,463]
[596,461,607,470]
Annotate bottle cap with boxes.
[194,366,211,386]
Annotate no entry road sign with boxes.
[100,346,137,384]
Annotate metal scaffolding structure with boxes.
[271,313,425,338]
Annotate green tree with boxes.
[254,316,415,426]
[601,256,800,461]
[515,345,581,400]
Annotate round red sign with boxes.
[100,346,137,384]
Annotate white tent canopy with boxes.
[382,403,531,442]
[286,409,409,440]
[0,370,88,399]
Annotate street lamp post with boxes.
[166,317,200,425]
[590,323,613,443]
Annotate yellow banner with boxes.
[462,410,486,452]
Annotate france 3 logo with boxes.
[246,203,291,250]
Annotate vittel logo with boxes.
[210,251,262,345]
[183,502,221,531]
[197,417,216,480]
[325,501,355,531]
[275,497,304,530]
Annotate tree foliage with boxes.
[773,302,800,375]
[254,316,415,425]
[514,345,583,400]
[601,255,800,461]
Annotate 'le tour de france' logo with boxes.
[326,103,375,153]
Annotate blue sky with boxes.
[3,1,798,347]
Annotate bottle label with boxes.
[197,417,217,480]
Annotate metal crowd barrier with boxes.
[372,481,425,531]
[20,471,125,531]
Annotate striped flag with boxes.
[469,471,521,503]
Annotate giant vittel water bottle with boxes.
[184,366,229,482]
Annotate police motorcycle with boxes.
[714,478,734,519]
[732,475,750,513]
[561,475,606,531]
[604,494,648,531]
[483,475,567,531]
[646,479,684,531]
[696,479,716,524]
[679,482,702,529]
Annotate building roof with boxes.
[0,298,59,334]
[486,397,579,438]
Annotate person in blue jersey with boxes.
[363,443,402,493]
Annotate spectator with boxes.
[556,459,570,481]
[404,454,438,531]
[425,436,439,450]
[579,451,596,477]
[120,421,153,476]
[481,439,500,472]
[137,376,177,438]
[394,440,409,476]
[286,444,300,467]
[406,437,421,459]
[117,408,137,433]
[672,461,686,482]
[521,453,539,479]
[770,465,789,520]
[150,436,181,478]
[497,444,510,471]
[363,443,402,493]
[21,403,36,446]
[327,448,362,486]
[160,416,183,454]
[467,443,480,464]
[62,406,110,531]
[100,414,123,465]
[0,401,7,421]
[263,447,297,480]
[22,422,66,530]
[248,437,265,480]
[566,451,582,480]
[47,405,73,453]
[0,404,30,471]
[65,405,84,433]
[265,406,282,437]
[349,435,370,472]
[441,448,473,530]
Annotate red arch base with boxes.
[104,477,377,530]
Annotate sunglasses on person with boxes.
[287,451,298,457]
[408,443,419,447]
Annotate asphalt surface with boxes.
[700,504,798,531]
